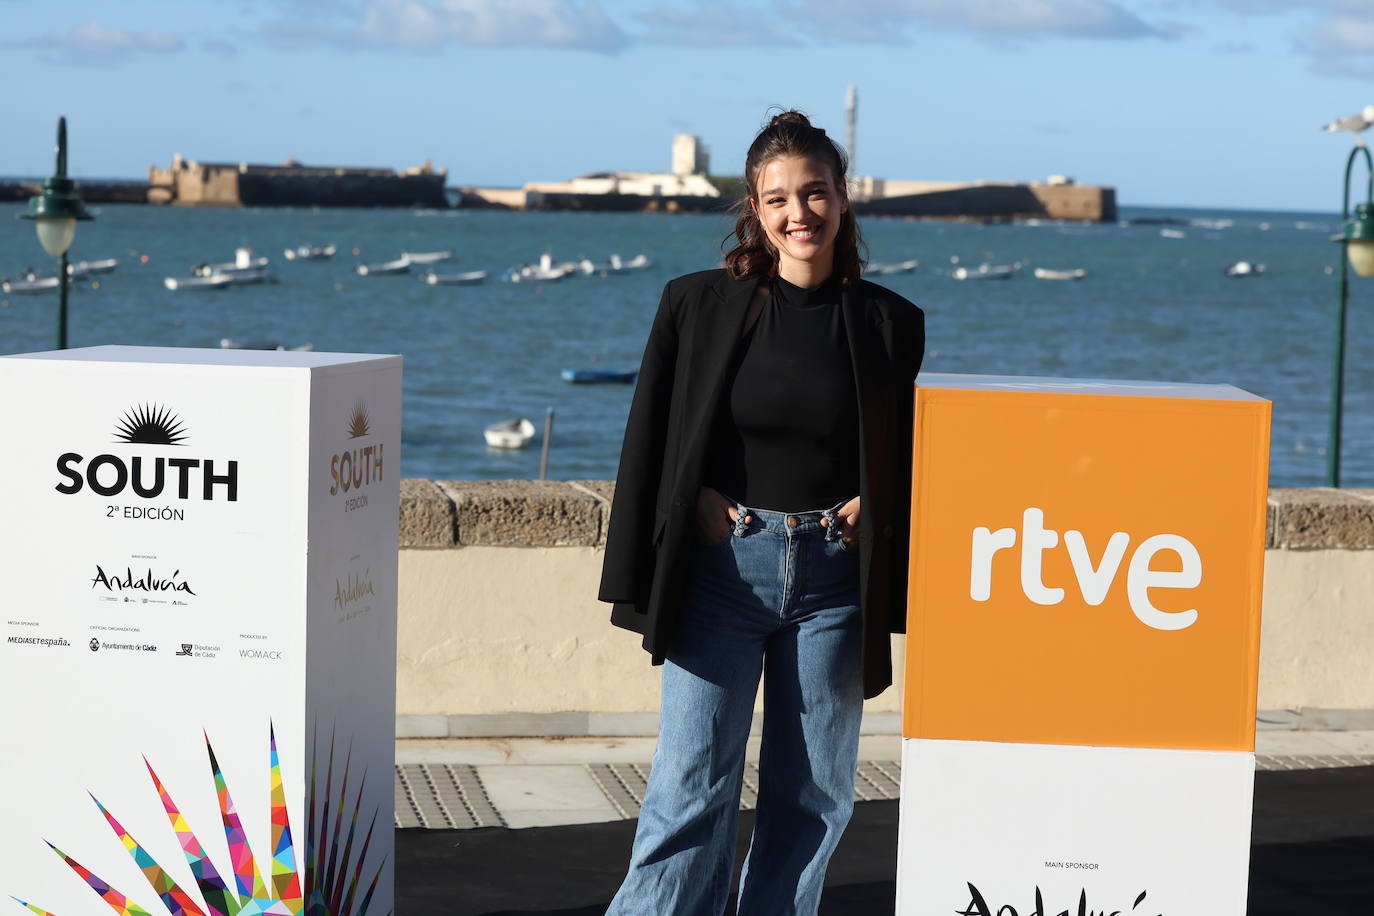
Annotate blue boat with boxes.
[561,369,638,384]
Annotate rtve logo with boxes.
[970,507,1201,631]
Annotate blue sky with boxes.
[2,0,1370,211]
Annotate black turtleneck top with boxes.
[704,275,860,512]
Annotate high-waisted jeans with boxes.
[606,500,864,916]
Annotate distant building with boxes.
[526,170,720,199]
[671,135,709,176]
[148,155,448,208]
[465,133,724,210]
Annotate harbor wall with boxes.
[147,159,449,208]
[857,181,1116,222]
[392,480,1374,737]
[463,181,1115,221]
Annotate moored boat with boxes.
[357,256,412,276]
[215,266,273,285]
[952,263,1017,280]
[1224,261,1266,278]
[193,248,269,276]
[68,258,119,278]
[865,258,920,276]
[560,368,638,384]
[425,270,487,285]
[403,250,454,264]
[2,276,60,294]
[484,417,536,449]
[283,245,336,261]
[165,274,231,291]
[220,338,314,351]
[1033,267,1087,280]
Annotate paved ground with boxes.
[392,728,1374,831]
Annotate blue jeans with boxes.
[606,501,864,916]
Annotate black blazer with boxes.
[598,268,925,699]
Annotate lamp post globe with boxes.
[1344,202,1374,278]
[18,116,93,350]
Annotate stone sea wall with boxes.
[394,480,1374,737]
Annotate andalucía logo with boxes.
[330,401,383,496]
[335,569,375,609]
[54,403,239,501]
[958,883,1159,916]
[91,565,197,596]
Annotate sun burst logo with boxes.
[114,404,188,446]
[347,404,370,440]
[12,725,388,916]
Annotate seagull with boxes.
[1322,105,1374,141]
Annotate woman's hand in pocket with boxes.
[822,496,860,544]
[697,486,749,544]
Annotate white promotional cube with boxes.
[898,373,1270,915]
[0,346,400,916]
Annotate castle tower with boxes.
[671,134,709,176]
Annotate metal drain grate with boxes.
[394,763,505,829]
[1256,754,1374,771]
[586,760,904,819]
[396,755,1374,830]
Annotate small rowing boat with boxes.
[484,417,536,449]
[357,257,411,276]
[1033,267,1086,281]
[425,270,487,286]
[561,369,638,384]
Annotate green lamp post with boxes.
[1327,145,1374,486]
[19,116,93,350]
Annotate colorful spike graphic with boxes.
[13,726,388,916]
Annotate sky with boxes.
[1,0,1371,212]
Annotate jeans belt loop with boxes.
[822,506,842,542]
[733,502,750,538]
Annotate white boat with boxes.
[613,253,652,271]
[194,247,270,276]
[952,263,1017,281]
[68,258,118,278]
[2,276,60,294]
[220,338,314,351]
[425,270,487,286]
[283,245,336,261]
[866,259,920,276]
[165,274,231,291]
[357,256,412,276]
[403,250,454,264]
[1033,267,1086,281]
[1224,261,1266,278]
[484,417,536,449]
[215,266,272,285]
[1159,228,1187,239]
[510,253,575,282]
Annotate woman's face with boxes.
[751,155,846,283]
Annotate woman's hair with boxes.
[722,110,867,283]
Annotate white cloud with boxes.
[3,23,186,66]
[636,1,803,46]
[794,0,1173,41]
[261,0,629,52]
[1298,9,1374,78]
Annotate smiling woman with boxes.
[599,109,925,915]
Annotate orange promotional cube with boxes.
[903,374,1271,752]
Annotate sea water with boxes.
[1,202,1367,486]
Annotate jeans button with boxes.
[787,517,799,528]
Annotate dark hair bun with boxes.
[769,110,814,130]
